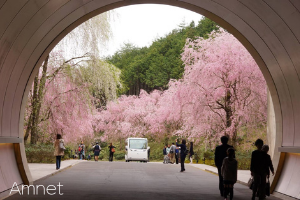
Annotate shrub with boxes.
[114,152,125,160]
[25,144,55,163]
[202,150,214,160]
[25,143,73,163]
[99,154,104,160]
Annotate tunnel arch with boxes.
[0,0,299,198]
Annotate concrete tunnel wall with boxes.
[0,0,300,198]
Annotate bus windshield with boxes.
[129,139,147,149]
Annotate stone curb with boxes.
[204,169,248,186]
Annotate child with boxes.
[262,145,274,197]
[221,148,238,200]
[262,145,274,177]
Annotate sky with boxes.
[102,4,203,57]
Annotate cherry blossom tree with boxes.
[175,29,267,145]
[24,51,95,143]
[95,90,161,142]
[24,50,122,143]
[95,29,267,147]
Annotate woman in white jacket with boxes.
[54,134,65,170]
[221,148,238,200]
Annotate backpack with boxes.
[94,145,100,152]
[111,148,115,153]
[184,149,189,155]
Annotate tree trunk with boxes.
[225,90,233,128]
[24,103,33,142]
[30,56,49,144]
[224,90,237,146]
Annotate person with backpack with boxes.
[215,136,234,197]
[108,143,116,162]
[54,133,65,170]
[176,139,187,172]
[93,142,101,162]
[221,148,238,200]
[78,144,82,160]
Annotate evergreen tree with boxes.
[106,17,219,95]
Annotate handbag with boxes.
[266,178,270,196]
[184,149,189,155]
[248,177,254,190]
[111,148,115,153]
[59,141,66,151]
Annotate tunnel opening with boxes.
[5,1,300,199]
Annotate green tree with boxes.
[79,58,122,108]
[107,17,219,95]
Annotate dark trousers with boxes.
[109,152,114,162]
[56,156,61,169]
[175,153,179,164]
[223,180,234,200]
[252,172,267,200]
[180,155,186,171]
[217,166,224,195]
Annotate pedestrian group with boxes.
[162,139,194,173]
[54,133,274,200]
[214,136,274,200]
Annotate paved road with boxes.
[7,162,281,200]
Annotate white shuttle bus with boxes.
[125,138,150,162]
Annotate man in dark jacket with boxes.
[250,139,267,200]
[176,139,187,172]
[163,146,167,164]
[215,136,233,197]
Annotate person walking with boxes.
[54,133,65,170]
[175,146,179,164]
[169,143,176,164]
[215,136,234,197]
[262,144,274,198]
[189,142,194,164]
[176,139,187,172]
[250,139,267,200]
[221,148,238,200]
[93,142,101,162]
[78,144,82,160]
[163,146,168,164]
[108,143,116,162]
[262,145,274,177]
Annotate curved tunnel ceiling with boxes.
[0,0,300,198]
